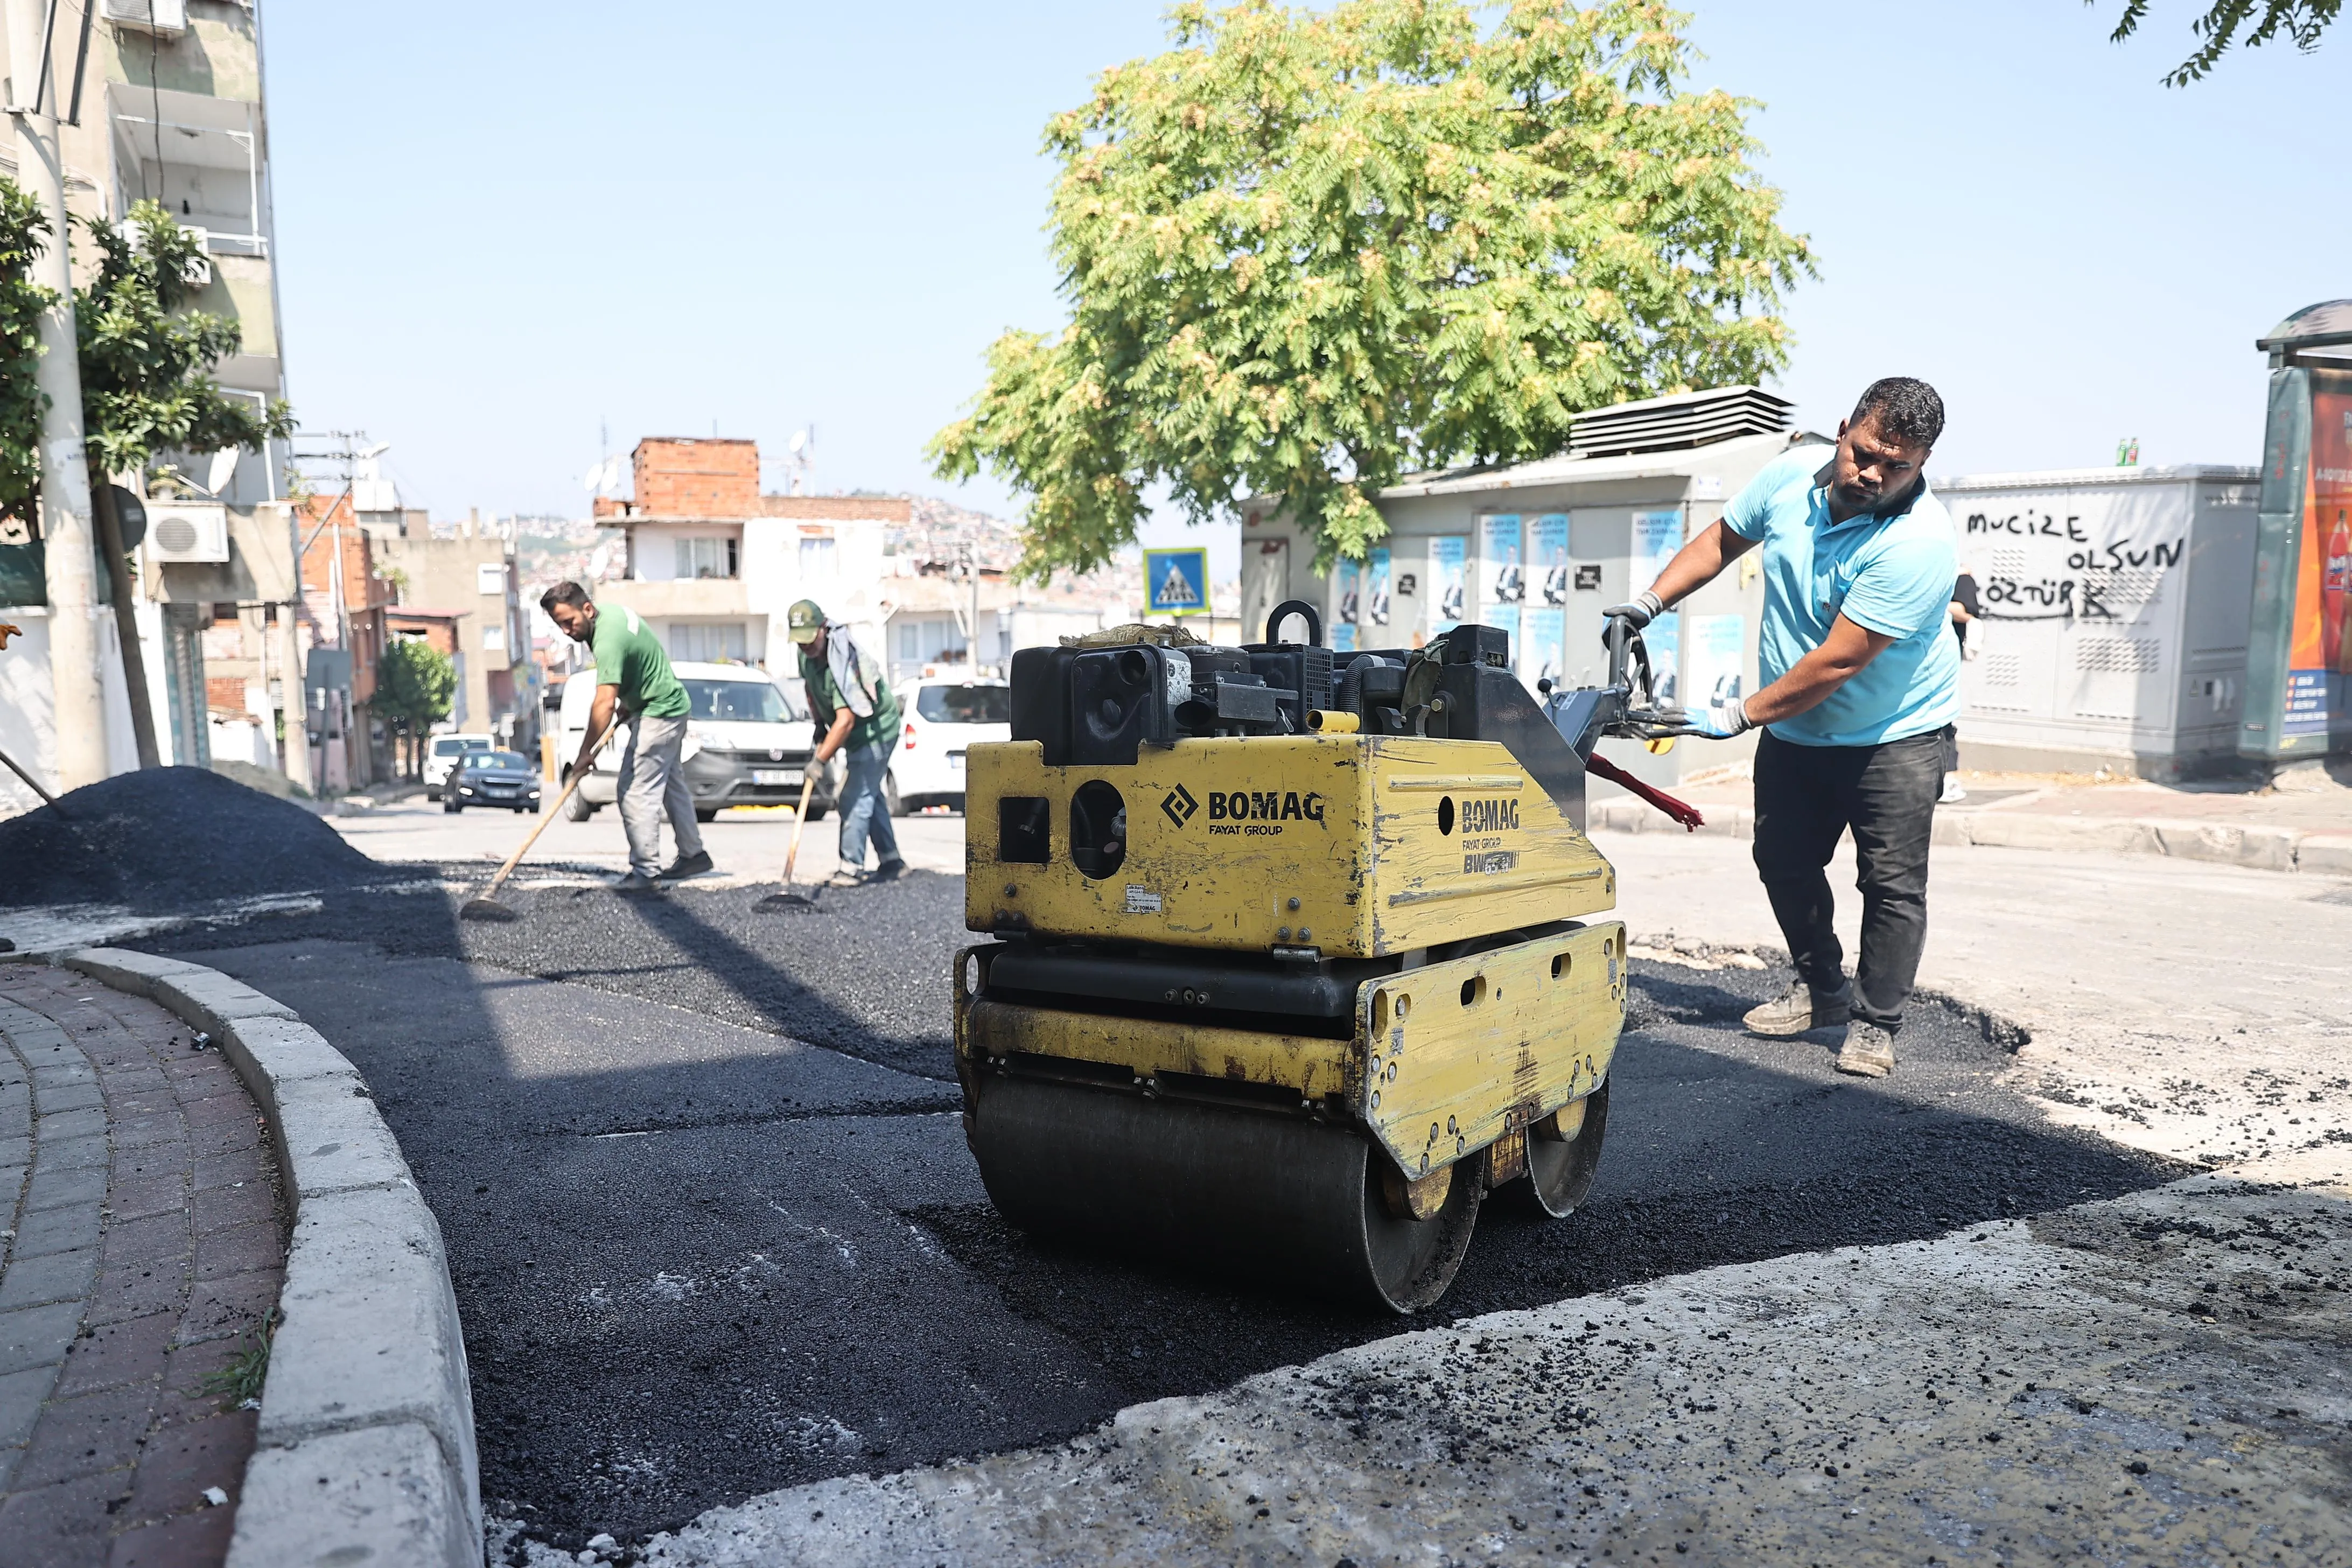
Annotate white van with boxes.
[423,733,493,800]
[893,674,1010,814]
[556,663,835,823]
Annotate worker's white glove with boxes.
[1599,589,1664,632]
[1686,694,1754,739]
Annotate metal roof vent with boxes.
[1567,384,1794,459]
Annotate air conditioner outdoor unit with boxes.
[103,0,187,36]
[145,502,230,564]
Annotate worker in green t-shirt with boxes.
[541,580,710,895]
[787,599,905,886]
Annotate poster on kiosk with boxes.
[2244,320,2352,764]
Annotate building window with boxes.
[799,534,835,577]
[477,563,505,594]
[893,616,963,674]
[481,626,506,652]
[668,622,747,663]
[675,536,739,580]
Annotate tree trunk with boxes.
[90,474,163,768]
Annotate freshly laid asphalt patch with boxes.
[0,765,391,911]
[146,877,2184,1556]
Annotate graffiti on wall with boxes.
[1962,508,2184,621]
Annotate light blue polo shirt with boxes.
[1721,448,1960,748]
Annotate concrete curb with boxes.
[1592,797,2352,876]
[61,947,481,1568]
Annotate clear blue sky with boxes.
[263,1,2349,574]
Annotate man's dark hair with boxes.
[1850,377,1944,450]
[539,580,593,615]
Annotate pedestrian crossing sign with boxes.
[1143,547,1210,617]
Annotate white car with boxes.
[423,733,494,800]
[891,674,1010,814]
[556,662,834,823]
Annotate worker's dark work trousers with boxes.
[1751,728,1943,1033]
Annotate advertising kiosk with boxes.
[2246,301,2352,767]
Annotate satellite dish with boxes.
[109,486,146,551]
[205,447,240,495]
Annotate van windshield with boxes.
[432,738,487,757]
[916,684,1011,725]
[684,678,804,724]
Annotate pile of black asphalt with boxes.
[0,765,394,911]
[137,872,2186,1557]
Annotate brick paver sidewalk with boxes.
[0,964,288,1567]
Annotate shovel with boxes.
[459,724,617,922]
[755,765,823,911]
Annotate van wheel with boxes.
[563,789,596,823]
[885,772,904,817]
[803,800,829,823]
[694,807,719,824]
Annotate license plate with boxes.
[752,769,800,786]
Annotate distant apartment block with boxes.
[583,438,1136,686]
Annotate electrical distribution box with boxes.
[1941,465,2259,778]
[1241,391,1802,798]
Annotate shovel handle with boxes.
[476,723,618,902]
[0,743,59,811]
[780,764,818,886]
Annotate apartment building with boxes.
[586,438,1135,687]
[0,1,302,800]
[592,438,899,668]
[365,519,530,744]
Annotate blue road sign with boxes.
[1143,547,1210,617]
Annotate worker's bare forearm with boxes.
[575,687,619,774]
[1745,650,1866,725]
[1743,615,1894,726]
[1649,522,1758,609]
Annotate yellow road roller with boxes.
[953,603,1693,1312]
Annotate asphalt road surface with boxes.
[140,873,2182,1557]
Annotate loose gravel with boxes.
[0,767,391,911]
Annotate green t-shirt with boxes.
[591,605,690,719]
[800,646,901,751]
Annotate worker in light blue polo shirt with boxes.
[1605,377,1958,1079]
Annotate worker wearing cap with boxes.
[787,600,905,886]
[541,580,711,895]
[1605,377,1958,1080]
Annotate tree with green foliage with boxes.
[2102,0,2336,85]
[0,191,289,526]
[0,188,294,763]
[74,200,292,482]
[929,0,1810,576]
[373,637,456,781]
[0,183,47,530]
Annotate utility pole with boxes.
[6,0,105,789]
[278,510,313,794]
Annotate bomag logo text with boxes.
[1205,790,1325,824]
[1462,797,1520,833]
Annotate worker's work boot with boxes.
[657,850,715,883]
[614,871,665,898]
[1742,979,1852,1037]
[871,858,906,883]
[1836,1021,1898,1078]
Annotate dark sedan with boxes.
[445,750,543,814]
